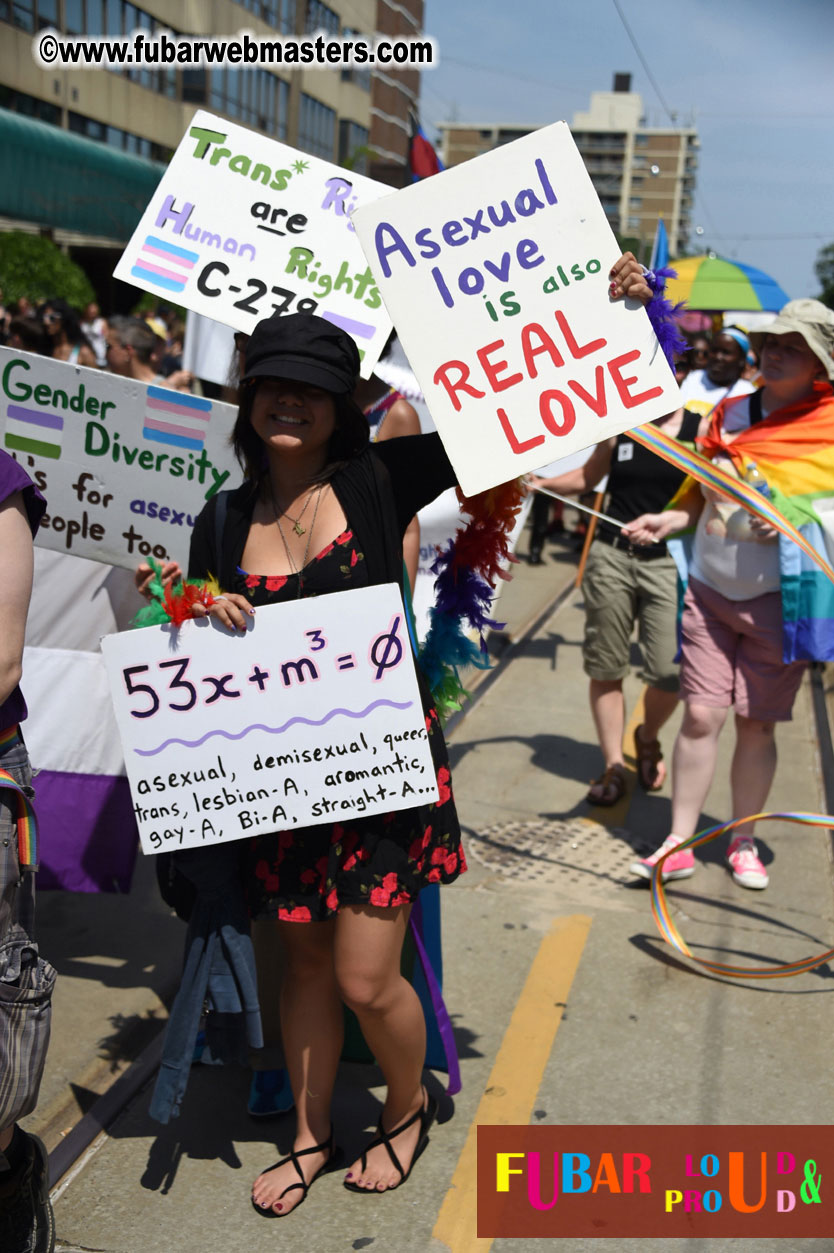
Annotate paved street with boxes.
[26,532,834,1253]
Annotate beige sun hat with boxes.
[749,299,834,380]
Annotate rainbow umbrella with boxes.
[666,253,790,312]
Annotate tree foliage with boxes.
[814,242,834,310]
[0,231,94,309]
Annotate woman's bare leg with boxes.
[335,903,427,1191]
[251,918,342,1215]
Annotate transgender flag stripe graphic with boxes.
[143,386,213,451]
[132,235,199,293]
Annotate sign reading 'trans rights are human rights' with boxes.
[114,110,393,376]
[351,122,681,496]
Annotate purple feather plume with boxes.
[644,265,688,369]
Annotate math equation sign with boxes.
[102,583,437,855]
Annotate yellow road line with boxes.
[622,688,647,770]
[432,913,592,1253]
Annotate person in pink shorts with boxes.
[623,300,834,890]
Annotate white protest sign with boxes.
[114,110,393,376]
[352,122,681,496]
[0,348,240,569]
[101,584,437,855]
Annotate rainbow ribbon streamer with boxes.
[651,813,834,978]
[0,725,38,869]
[628,422,834,583]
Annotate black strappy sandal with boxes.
[343,1088,438,1194]
[251,1127,342,1218]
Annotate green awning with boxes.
[0,108,165,243]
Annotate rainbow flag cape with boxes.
[630,383,834,662]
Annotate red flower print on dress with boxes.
[290,905,311,921]
[255,859,270,880]
[278,831,294,849]
[426,868,442,883]
[265,575,288,593]
[350,549,359,567]
[342,853,357,872]
[300,868,318,886]
[444,851,458,875]
[316,542,334,561]
[245,573,261,589]
[326,887,339,911]
[408,836,423,861]
[334,530,351,546]
[369,871,400,907]
[430,847,447,866]
[390,891,411,907]
[265,873,280,892]
[437,767,452,805]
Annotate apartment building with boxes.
[438,74,699,259]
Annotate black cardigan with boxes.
[188,432,457,589]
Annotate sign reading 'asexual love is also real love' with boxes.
[352,123,681,495]
[102,584,438,856]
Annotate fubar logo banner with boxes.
[477,1125,831,1238]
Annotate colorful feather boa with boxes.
[132,560,221,629]
[419,478,526,722]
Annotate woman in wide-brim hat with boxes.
[625,299,834,892]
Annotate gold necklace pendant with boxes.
[292,519,305,537]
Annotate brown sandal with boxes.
[634,725,666,791]
[585,763,627,807]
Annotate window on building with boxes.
[35,0,57,26]
[629,197,642,209]
[340,29,371,89]
[85,0,103,33]
[238,0,295,32]
[306,0,338,35]
[338,119,369,173]
[635,134,649,147]
[210,68,288,137]
[0,85,61,125]
[298,92,335,160]
[70,110,165,160]
[182,69,207,104]
[0,0,35,31]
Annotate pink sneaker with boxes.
[726,837,769,890]
[631,834,695,882]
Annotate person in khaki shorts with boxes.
[530,405,701,805]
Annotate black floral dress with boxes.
[235,529,466,922]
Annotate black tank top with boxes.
[600,409,701,548]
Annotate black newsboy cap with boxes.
[241,312,361,394]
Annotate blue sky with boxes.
[419,0,833,300]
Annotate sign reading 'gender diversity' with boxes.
[0,347,238,569]
[351,123,681,496]
[102,584,438,855]
[114,110,393,375]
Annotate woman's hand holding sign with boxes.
[609,253,653,304]
[192,591,255,634]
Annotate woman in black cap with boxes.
[188,312,461,1215]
